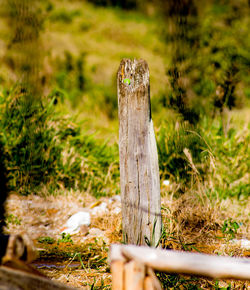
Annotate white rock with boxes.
[163,180,170,186]
[91,202,108,216]
[61,211,91,235]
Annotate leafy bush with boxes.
[53,51,86,107]
[0,89,63,193]
[202,118,249,199]
[157,116,249,199]
[160,0,250,123]
[157,121,209,185]
[0,88,119,197]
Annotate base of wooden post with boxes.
[124,260,145,290]
[144,276,155,290]
[110,245,162,290]
[111,260,124,290]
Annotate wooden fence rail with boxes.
[110,244,250,290]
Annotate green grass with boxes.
[0,87,120,197]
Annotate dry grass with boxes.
[159,190,250,289]
[161,192,249,250]
[3,187,249,289]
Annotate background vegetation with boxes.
[0,0,249,288]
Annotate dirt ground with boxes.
[3,191,250,289]
[4,191,122,288]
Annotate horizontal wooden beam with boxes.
[110,244,250,280]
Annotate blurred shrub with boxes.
[87,0,138,10]
[49,8,82,23]
[201,117,250,199]
[4,0,44,98]
[0,88,119,197]
[54,51,86,107]
[159,0,250,123]
[157,117,249,199]
[157,121,208,186]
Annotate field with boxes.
[0,0,249,289]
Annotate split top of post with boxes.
[118,59,150,93]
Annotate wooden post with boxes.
[124,260,145,290]
[117,58,161,246]
[110,244,126,290]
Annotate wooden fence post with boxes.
[117,58,161,246]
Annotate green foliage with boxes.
[160,0,250,123]
[0,88,119,196]
[38,236,55,244]
[156,273,201,290]
[87,0,138,10]
[157,116,249,199]
[201,117,250,199]
[57,233,73,245]
[38,238,108,269]
[214,280,231,290]
[221,218,240,240]
[53,51,86,107]
[5,214,21,226]
[157,121,208,185]
[157,272,232,289]
[144,218,162,248]
[0,89,62,194]
[49,8,82,23]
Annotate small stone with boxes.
[163,180,170,187]
[60,211,91,235]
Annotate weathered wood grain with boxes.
[117,58,161,246]
[111,244,250,280]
